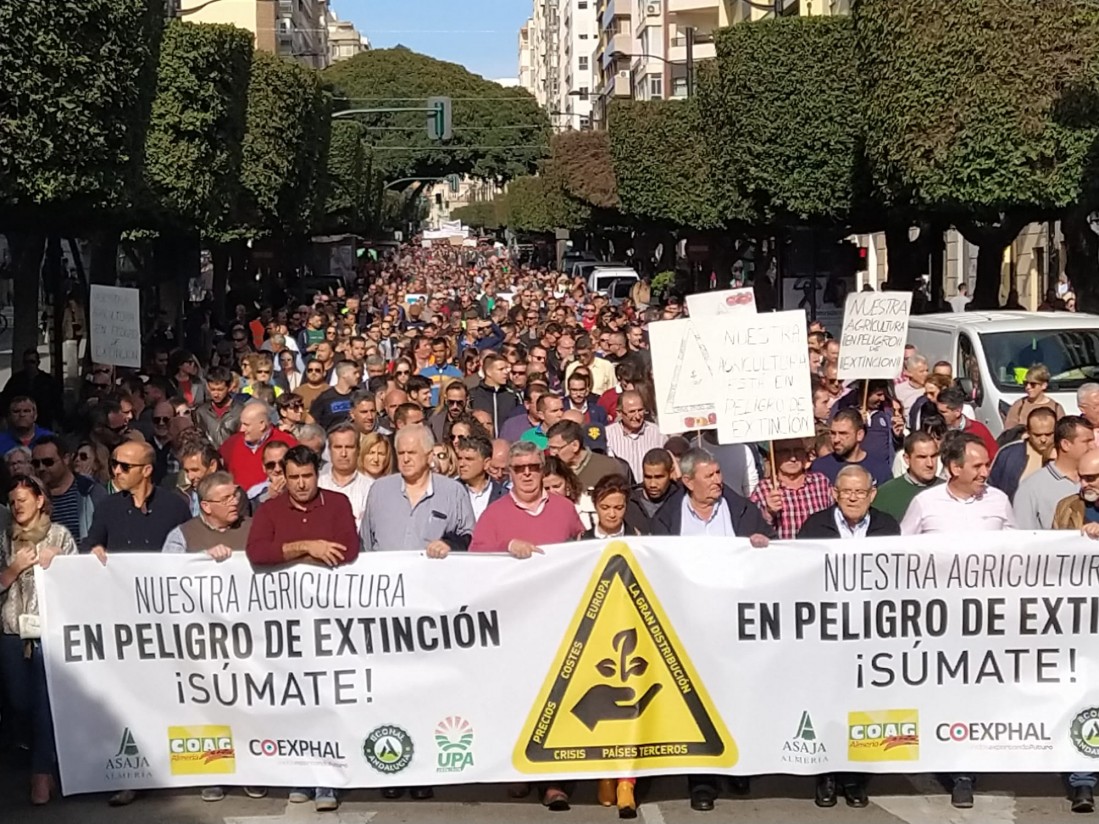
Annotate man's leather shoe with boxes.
[951,776,974,809]
[1073,785,1095,813]
[410,786,433,800]
[690,788,716,812]
[381,787,403,799]
[844,782,869,808]
[815,776,837,808]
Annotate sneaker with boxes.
[201,787,225,802]
[315,787,338,811]
[288,788,311,804]
[244,787,268,799]
[951,777,974,809]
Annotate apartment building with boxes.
[327,9,369,64]
[522,0,597,130]
[591,0,636,125]
[519,22,535,95]
[178,0,330,69]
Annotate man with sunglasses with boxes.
[275,392,305,438]
[429,381,468,442]
[81,440,191,557]
[31,435,107,543]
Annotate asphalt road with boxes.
[0,771,1091,824]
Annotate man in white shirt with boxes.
[317,422,373,529]
[606,391,664,481]
[455,435,505,520]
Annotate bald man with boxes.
[83,440,191,557]
[219,401,298,491]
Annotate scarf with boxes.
[12,513,51,547]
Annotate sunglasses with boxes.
[31,458,56,469]
[510,463,543,474]
[446,399,465,406]
[396,369,410,375]
[284,402,304,410]
[153,416,171,424]
[109,459,148,472]
[76,452,92,462]
[264,461,282,471]
[1024,381,1043,388]
[306,368,323,374]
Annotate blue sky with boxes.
[331,0,529,81]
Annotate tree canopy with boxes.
[0,0,164,224]
[143,21,253,233]
[322,47,550,183]
[608,98,724,229]
[702,15,864,227]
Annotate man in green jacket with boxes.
[873,431,942,521]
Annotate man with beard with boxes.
[625,449,678,533]
[988,407,1057,501]
[810,408,892,487]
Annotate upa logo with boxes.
[435,717,475,773]
[782,711,828,767]
[848,711,919,762]
[167,725,236,775]
[513,542,736,774]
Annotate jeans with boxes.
[1070,773,1097,789]
[0,634,56,773]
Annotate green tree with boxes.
[701,16,864,229]
[323,120,375,235]
[609,98,723,229]
[507,175,589,234]
[322,47,550,183]
[856,0,1099,307]
[143,21,254,233]
[238,51,332,237]
[0,0,164,366]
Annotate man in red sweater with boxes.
[244,445,357,811]
[220,400,296,491]
[470,441,584,557]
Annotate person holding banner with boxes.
[648,447,773,812]
[797,464,900,808]
[0,474,77,805]
[750,439,832,540]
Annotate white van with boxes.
[907,311,1099,436]
[587,265,639,295]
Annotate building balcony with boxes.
[667,0,717,13]
[600,32,633,68]
[667,36,715,62]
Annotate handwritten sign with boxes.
[90,285,141,368]
[836,291,912,380]
[650,318,718,435]
[704,310,814,445]
[685,288,757,317]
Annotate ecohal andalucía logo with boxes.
[363,725,414,774]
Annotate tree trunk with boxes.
[89,229,120,285]
[927,222,947,311]
[1064,205,1099,313]
[44,236,65,382]
[211,242,229,329]
[8,233,44,372]
[883,221,920,292]
[956,217,1027,309]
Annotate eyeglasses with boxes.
[263,461,282,470]
[30,458,56,469]
[306,368,323,374]
[109,459,148,473]
[205,495,237,507]
[1082,473,1099,483]
[446,399,465,407]
[836,489,871,500]
[153,416,171,424]
[396,369,410,375]
[510,463,543,475]
[1024,381,1043,388]
[284,402,304,411]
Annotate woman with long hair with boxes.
[543,456,595,531]
[430,443,458,478]
[359,432,394,480]
[0,475,78,804]
[73,441,111,486]
[392,357,414,391]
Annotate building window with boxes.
[578,56,589,70]
[649,76,662,98]
[577,87,589,99]
[672,76,687,97]
[578,1,588,7]
[579,32,589,39]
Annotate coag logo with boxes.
[435,717,474,773]
[168,726,236,776]
[848,710,919,762]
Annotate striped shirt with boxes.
[605,420,665,481]
[51,483,83,541]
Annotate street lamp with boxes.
[611,26,697,97]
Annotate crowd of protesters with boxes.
[0,240,1096,816]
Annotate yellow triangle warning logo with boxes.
[513,541,737,773]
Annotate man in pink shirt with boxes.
[470,440,584,556]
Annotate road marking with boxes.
[225,801,376,824]
[873,775,1016,824]
[639,802,666,824]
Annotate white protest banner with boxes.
[89,285,141,368]
[404,293,427,305]
[685,288,757,317]
[703,309,814,445]
[837,291,913,380]
[39,533,1099,795]
[649,318,718,434]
